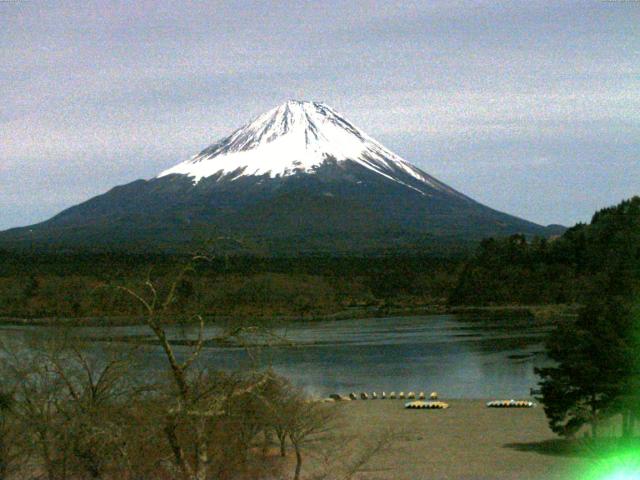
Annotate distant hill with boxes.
[0,100,562,254]
[450,196,640,305]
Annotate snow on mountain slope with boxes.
[158,100,461,197]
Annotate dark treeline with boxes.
[0,252,462,319]
[0,251,462,278]
[451,196,640,306]
[1,196,638,320]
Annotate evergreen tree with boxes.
[535,198,640,436]
[536,283,639,438]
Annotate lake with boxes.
[0,314,554,399]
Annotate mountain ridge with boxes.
[0,100,563,254]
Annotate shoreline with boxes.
[0,303,578,328]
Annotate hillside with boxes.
[450,196,640,305]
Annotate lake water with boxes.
[0,314,554,398]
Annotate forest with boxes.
[0,253,461,321]
[0,196,638,322]
[451,196,640,305]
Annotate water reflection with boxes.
[0,314,553,398]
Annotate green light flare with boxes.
[579,447,640,480]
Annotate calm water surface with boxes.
[0,314,553,398]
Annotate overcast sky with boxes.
[1,0,638,230]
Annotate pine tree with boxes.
[536,291,639,438]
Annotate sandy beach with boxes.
[305,399,587,480]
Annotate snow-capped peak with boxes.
[157,100,455,195]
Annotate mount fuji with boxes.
[0,101,562,254]
[158,100,462,198]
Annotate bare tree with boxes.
[118,257,212,480]
[49,341,140,480]
[118,256,275,480]
[0,389,24,480]
[285,395,337,480]
[2,339,72,480]
[257,374,298,458]
[1,332,144,480]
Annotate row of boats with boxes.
[404,399,536,409]
[330,391,439,401]
[485,400,535,408]
[327,392,535,409]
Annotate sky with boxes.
[1,0,639,230]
